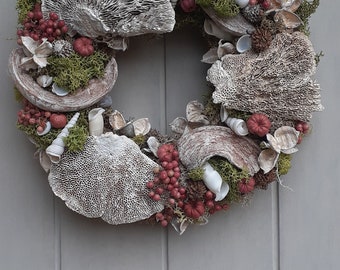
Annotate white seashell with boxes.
[45,112,80,163]
[204,19,233,41]
[220,105,229,122]
[36,75,53,88]
[88,108,105,136]
[258,148,280,174]
[202,162,230,201]
[186,100,209,125]
[226,118,249,136]
[147,136,160,157]
[169,117,188,134]
[236,34,252,53]
[109,110,126,130]
[132,118,151,136]
[215,182,230,201]
[116,122,135,137]
[51,83,69,96]
[37,121,52,136]
[235,0,249,8]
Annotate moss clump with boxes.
[277,153,292,176]
[175,5,206,30]
[196,0,239,18]
[16,0,39,24]
[64,125,88,152]
[315,51,324,66]
[203,95,221,124]
[224,109,252,122]
[17,123,59,149]
[209,156,249,203]
[132,135,146,147]
[188,167,205,181]
[47,51,109,93]
[296,0,320,36]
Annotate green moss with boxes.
[188,167,205,181]
[47,51,109,93]
[17,123,59,149]
[16,0,39,24]
[203,95,221,124]
[196,0,239,18]
[132,135,146,147]
[64,125,88,152]
[315,51,324,66]
[175,6,206,30]
[296,0,320,36]
[224,109,252,122]
[209,156,249,203]
[277,153,292,176]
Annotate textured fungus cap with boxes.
[48,133,163,224]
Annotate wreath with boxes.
[10,0,323,234]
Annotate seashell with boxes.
[36,75,53,88]
[186,100,209,125]
[51,83,69,96]
[37,121,52,136]
[109,110,126,130]
[88,108,105,136]
[202,162,229,201]
[132,118,151,136]
[203,7,255,36]
[97,95,113,108]
[217,41,236,58]
[48,133,164,224]
[116,122,135,137]
[178,126,261,175]
[169,117,188,134]
[147,136,161,157]
[236,34,252,53]
[274,9,303,29]
[226,118,249,136]
[269,0,302,12]
[45,112,80,163]
[41,0,175,38]
[9,49,118,112]
[204,19,233,41]
[258,148,280,174]
[235,0,249,8]
[220,105,229,123]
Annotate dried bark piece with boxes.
[8,48,117,112]
[178,126,261,175]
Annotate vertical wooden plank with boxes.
[0,2,55,269]
[279,3,340,270]
[166,28,278,270]
[59,36,167,270]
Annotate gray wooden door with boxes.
[1,2,339,270]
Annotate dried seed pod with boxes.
[251,27,273,53]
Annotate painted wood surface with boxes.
[0,1,338,270]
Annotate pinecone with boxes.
[186,180,207,201]
[251,27,273,53]
[53,40,74,57]
[254,169,277,190]
[241,4,264,24]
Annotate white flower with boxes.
[20,36,53,70]
[258,126,300,174]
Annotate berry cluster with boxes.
[17,3,68,44]
[295,121,310,144]
[146,144,186,227]
[249,0,271,10]
[202,190,229,215]
[17,100,51,134]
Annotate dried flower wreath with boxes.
[9,0,322,234]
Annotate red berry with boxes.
[178,187,186,195]
[159,170,168,180]
[153,194,161,201]
[49,12,59,21]
[177,201,184,208]
[167,169,174,177]
[168,198,175,206]
[27,11,34,19]
[57,20,66,28]
[155,212,164,221]
[61,25,68,33]
[28,118,36,125]
[160,220,168,227]
[163,177,170,184]
[155,187,164,195]
[34,11,43,20]
[173,171,181,179]
[167,184,174,191]
[205,200,215,209]
[148,191,155,198]
[36,126,44,133]
[214,204,222,211]
[146,181,154,189]
[205,191,214,200]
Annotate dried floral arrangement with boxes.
[9,0,323,234]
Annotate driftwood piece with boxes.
[178,126,261,175]
[8,48,118,112]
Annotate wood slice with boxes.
[8,48,118,112]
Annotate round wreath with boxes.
[10,0,323,233]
